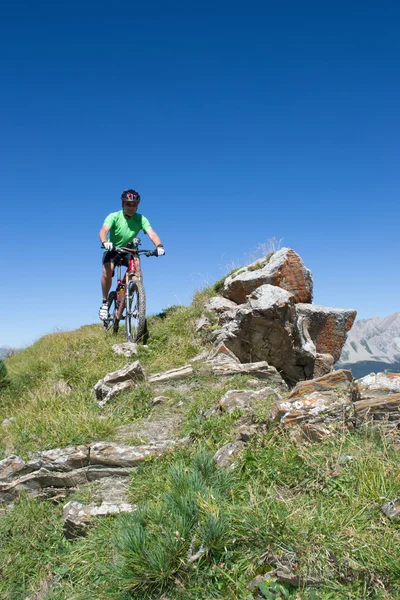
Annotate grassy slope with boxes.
[1,286,400,600]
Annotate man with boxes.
[98,189,165,320]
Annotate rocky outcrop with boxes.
[222,248,313,304]
[0,440,176,503]
[206,248,356,383]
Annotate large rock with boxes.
[354,372,400,430]
[295,304,357,363]
[212,285,314,383]
[211,283,356,384]
[270,370,356,428]
[222,248,313,304]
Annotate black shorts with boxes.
[102,249,129,268]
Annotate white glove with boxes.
[103,241,114,251]
[156,245,165,256]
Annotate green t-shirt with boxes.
[104,210,152,247]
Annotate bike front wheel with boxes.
[125,279,146,343]
[104,290,119,335]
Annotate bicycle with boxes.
[102,238,158,343]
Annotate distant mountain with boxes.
[337,312,400,378]
[0,346,18,360]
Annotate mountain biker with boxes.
[98,189,165,321]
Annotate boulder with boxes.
[211,283,356,384]
[222,248,313,304]
[212,285,313,383]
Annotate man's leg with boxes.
[99,261,114,320]
[101,262,114,303]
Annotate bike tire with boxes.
[103,291,116,332]
[126,279,146,343]
[106,291,120,335]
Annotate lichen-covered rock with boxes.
[295,304,357,363]
[354,372,400,430]
[222,248,313,304]
[270,370,356,428]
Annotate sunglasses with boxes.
[123,200,139,206]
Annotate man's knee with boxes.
[102,263,113,279]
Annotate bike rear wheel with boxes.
[126,279,146,343]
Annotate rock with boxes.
[222,248,313,304]
[27,445,90,472]
[189,350,210,363]
[89,441,171,467]
[382,498,400,521]
[0,455,28,482]
[213,441,245,468]
[194,317,211,332]
[237,425,258,442]
[357,372,400,393]
[151,395,169,407]
[0,437,180,503]
[289,423,333,443]
[209,252,356,384]
[354,372,400,429]
[212,360,286,387]
[295,304,357,363]
[94,361,146,406]
[207,342,240,365]
[213,284,311,383]
[1,417,15,429]
[204,296,238,314]
[219,388,282,414]
[112,342,138,357]
[63,500,136,539]
[53,381,72,396]
[148,365,194,384]
[313,353,335,378]
[270,370,356,429]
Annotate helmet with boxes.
[121,189,141,203]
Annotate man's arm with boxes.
[99,224,110,245]
[146,228,163,247]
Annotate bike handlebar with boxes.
[101,244,158,258]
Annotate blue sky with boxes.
[1,1,399,348]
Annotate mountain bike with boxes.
[102,239,158,343]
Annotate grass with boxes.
[1,281,400,599]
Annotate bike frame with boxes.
[115,251,142,321]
